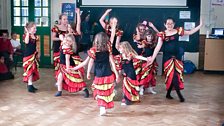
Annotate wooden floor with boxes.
[0,67,223,126]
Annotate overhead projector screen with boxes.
[81,0,187,6]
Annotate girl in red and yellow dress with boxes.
[132,22,159,95]
[139,29,158,95]
[51,14,68,80]
[66,8,85,82]
[99,9,123,72]
[71,31,120,116]
[23,22,40,93]
[132,23,145,86]
[147,17,202,102]
[54,34,89,97]
[116,41,147,105]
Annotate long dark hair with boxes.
[143,29,157,48]
[164,17,175,24]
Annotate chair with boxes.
[12,51,23,71]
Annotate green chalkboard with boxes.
[78,0,201,52]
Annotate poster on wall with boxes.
[179,11,191,19]
[184,22,195,30]
[212,0,224,6]
[62,3,76,22]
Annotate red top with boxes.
[0,62,8,73]
[0,38,13,54]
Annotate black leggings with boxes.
[167,70,184,99]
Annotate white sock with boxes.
[28,81,32,85]
[149,87,157,94]
[121,102,126,106]
[99,106,106,116]
[28,75,33,85]
[139,85,144,95]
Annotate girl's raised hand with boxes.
[106,9,112,14]
[65,68,71,73]
[76,8,80,13]
[146,56,153,66]
[137,43,145,48]
[136,27,140,33]
[24,27,29,34]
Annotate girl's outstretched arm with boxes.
[99,9,112,29]
[134,27,141,41]
[87,58,94,80]
[70,56,90,70]
[24,27,29,44]
[115,34,121,51]
[115,35,121,51]
[147,37,163,65]
[109,55,120,83]
[65,54,71,70]
[134,55,148,61]
[76,8,81,35]
[110,19,117,45]
[184,19,203,35]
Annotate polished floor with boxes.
[0,67,223,126]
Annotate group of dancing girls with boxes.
[22,8,202,116]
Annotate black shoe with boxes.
[176,90,185,102]
[180,97,185,102]
[55,91,62,97]
[125,99,132,105]
[124,95,132,105]
[31,85,38,91]
[83,88,89,98]
[27,85,35,93]
[166,94,174,99]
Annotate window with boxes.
[13,0,29,26]
[34,0,49,27]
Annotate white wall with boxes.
[200,0,224,34]
[0,0,11,34]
